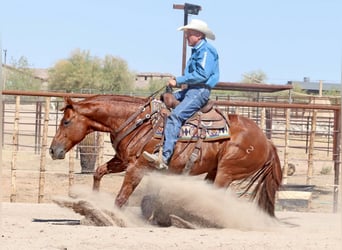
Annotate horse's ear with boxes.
[64,97,73,105]
[60,97,74,111]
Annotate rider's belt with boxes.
[187,83,211,90]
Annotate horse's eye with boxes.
[63,120,71,126]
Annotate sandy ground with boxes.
[1,202,341,250]
[1,174,342,250]
[1,203,341,250]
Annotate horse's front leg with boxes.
[93,157,127,191]
[115,163,145,207]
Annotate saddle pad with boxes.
[154,123,230,142]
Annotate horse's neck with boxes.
[77,98,147,133]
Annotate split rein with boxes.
[111,86,166,149]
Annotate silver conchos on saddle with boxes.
[150,99,164,113]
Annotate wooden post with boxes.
[96,132,105,167]
[265,109,272,139]
[260,107,265,131]
[282,108,291,184]
[10,96,20,202]
[318,80,323,97]
[332,109,341,212]
[68,147,75,194]
[38,97,50,203]
[0,63,2,201]
[173,3,201,75]
[307,110,317,185]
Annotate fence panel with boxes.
[1,91,340,213]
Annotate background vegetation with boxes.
[2,52,340,101]
[48,49,135,93]
[3,56,41,91]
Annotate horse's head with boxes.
[49,97,91,160]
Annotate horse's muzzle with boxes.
[49,146,66,160]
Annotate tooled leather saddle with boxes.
[152,99,230,142]
[150,98,230,174]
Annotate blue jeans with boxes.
[162,86,210,163]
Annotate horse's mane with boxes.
[61,94,150,112]
[80,94,149,105]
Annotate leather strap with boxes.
[182,113,206,175]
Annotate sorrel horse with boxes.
[49,94,282,217]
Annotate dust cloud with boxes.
[65,172,279,230]
[141,173,278,230]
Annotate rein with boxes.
[111,87,165,149]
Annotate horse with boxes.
[49,93,282,217]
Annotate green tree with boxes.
[324,88,340,97]
[292,83,305,94]
[147,78,167,93]
[48,49,135,93]
[4,56,41,91]
[98,55,135,92]
[239,70,268,100]
[241,70,267,84]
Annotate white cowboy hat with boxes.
[178,19,216,40]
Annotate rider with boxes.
[143,19,220,169]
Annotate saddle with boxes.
[187,100,227,131]
[199,100,215,113]
[150,98,231,174]
[152,99,230,142]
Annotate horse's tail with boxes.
[244,140,283,217]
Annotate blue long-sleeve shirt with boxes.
[175,39,219,88]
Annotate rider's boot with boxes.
[142,151,168,170]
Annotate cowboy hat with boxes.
[178,19,215,40]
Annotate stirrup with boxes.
[156,161,168,170]
[142,151,168,170]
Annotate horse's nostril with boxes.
[49,148,53,155]
[57,150,65,159]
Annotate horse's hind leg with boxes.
[212,163,234,189]
[93,157,126,191]
[213,172,233,189]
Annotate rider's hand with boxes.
[167,78,177,87]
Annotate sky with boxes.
[1,0,341,85]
